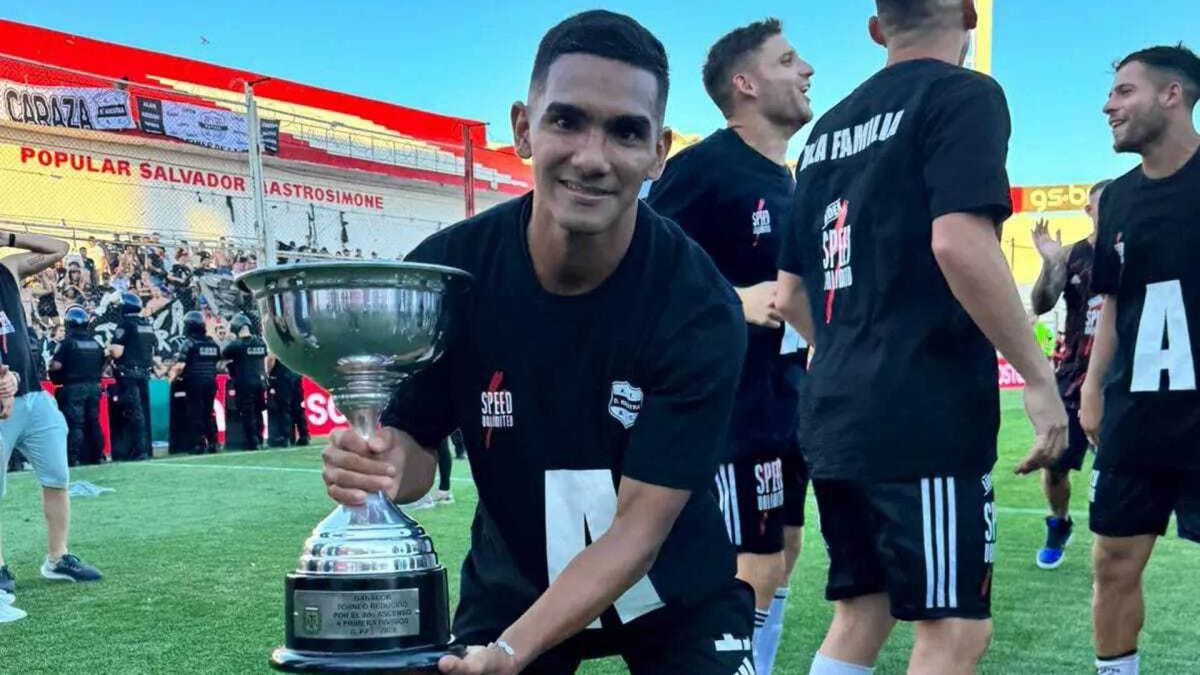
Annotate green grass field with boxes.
[0,391,1196,674]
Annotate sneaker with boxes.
[1037,516,1074,569]
[41,553,103,582]
[432,490,455,505]
[0,602,26,623]
[0,565,14,596]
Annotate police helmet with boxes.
[183,311,207,338]
[64,305,89,332]
[120,291,143,316]
[229,313,253,337]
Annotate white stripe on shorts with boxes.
[921,478,935,609]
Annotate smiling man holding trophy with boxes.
[260,11,754,675]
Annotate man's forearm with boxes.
[380,426,438,503]
[775,272,815,345]
[934,218,1054,386]
[498,526,657,670]
[1030,255,1068,315]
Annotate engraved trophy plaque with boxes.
[238,261,472,673]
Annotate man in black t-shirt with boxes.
[645,18,812,675]
[1028,180,1112,570]
[775,3,1066,673]
[322,11,753,675]
[221,314,268,450]
[1079,45,1200,675]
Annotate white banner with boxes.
[140,98,250,152]
[0,82,134,131]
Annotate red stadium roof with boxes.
[0,20,533,194]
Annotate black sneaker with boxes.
[41,553,103,582]
[0,565,14,595]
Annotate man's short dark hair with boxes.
[702,18,783,118]
[1090,179,1114,197]
[875,0,960,33]
[530,10,669,117]
[1117,44,1200,108]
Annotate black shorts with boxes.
[1050,405,1092,473]
[714,452,786,554]
[456,580,755,675]
[782,451,809,528]
[814,472,996,622]
[1089,467,1200,542]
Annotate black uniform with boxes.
[222,337,268,450]
[647,128,802,553]
[50,333,106,465]
[110,316,156,461]
[267,360,310,447]
[779,60,1013,620]
[172,336,221,454]
[1089,148,1200,543]
[1053,239,1101,472]
[384,195,754,674]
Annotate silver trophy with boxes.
[238,261,472,673]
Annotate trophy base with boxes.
[270,644,467,674]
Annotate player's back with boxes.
[782,59,1014,481]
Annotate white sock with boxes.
[810,652,874,675]
[1096,652,1139,674]
[753,587,788,675]
[752,607,769,661]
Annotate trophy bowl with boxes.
[238,261,473,673]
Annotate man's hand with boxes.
[1014,378,1069,474]
[736,281,783,329]
[1079,382,1103,447]
[322,427,403,505]
[0,365,15,420]
[1031,218,1064,263]
[438,645,519,675]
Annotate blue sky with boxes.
[7,1,1199,186]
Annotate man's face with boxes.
[742,35,814,129]
[1105,62,1170,153]
[1084,189,1104,228]
[513,53,670,236]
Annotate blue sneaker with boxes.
[1037,516,1074,569]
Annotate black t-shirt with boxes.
[381,194,744,639]
[223,337,268,385]
[52,334,105,384]
[646,128,800,453]
[1056,240,1101,405]
[779,59,1012,481]
[112,316,156,377]
[0,265,39,396]
[1092,149,1200,471]
[178,336,220,384]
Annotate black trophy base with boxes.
[270,644,467,674]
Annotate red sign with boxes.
[997,358,1026,389]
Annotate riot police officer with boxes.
[266,354,310,447]
[221,314,267,450]
[49,306,105,466]
[169,311,220,454]
[105,291,155,461]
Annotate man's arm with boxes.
[931,212,1067,473]
[484,479,688,673]
[1029,218,1071,314]
[0,231,69,280]
[1079,296,1117,445]
[323,425,439,505]
[775,270,815,345]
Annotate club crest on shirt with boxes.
[608,381,643,429]
[0,311,13,336]
[751,198,772,237]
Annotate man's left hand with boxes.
[0,368,16,400]
[438,645,519,675]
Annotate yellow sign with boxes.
[1018,184,1092,213]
